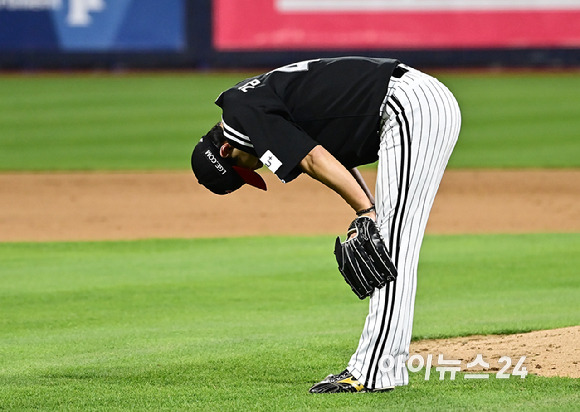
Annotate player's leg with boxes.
[347,66,461,389]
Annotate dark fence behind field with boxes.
[1,0,579,70]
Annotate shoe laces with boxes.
[329,369,351,382]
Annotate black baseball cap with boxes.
[191,136,267,195]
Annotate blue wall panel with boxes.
[0,11,59,50]
[0,0,184,51]
[0,0,578,69]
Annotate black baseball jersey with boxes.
[215,57,399,183]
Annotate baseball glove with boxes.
[334,216,397,299]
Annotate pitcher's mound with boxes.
[410,326,580,378]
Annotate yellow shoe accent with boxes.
[337,376,365,392]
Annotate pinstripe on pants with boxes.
[347,65,462,390]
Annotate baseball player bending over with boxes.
[191,57,461,393]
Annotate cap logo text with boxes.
[204,149,227,175]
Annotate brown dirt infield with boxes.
[1,169,579,241]
[410,326,580,379]
[1,169,578,378]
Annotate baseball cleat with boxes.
[309,369,394,393]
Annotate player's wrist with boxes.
[356,205,375,217]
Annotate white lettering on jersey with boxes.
[260,150,282,173]
[237,59,319,93]
[268,59,320,74]
[238,79,261,93]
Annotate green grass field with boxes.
[1,71,579,410]
[1,235,579,410]
[0,71,579,171]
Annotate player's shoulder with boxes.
[215,75,278,109]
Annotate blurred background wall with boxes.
[1,0,579,70]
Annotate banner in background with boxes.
[0,0,184,51]
[214,0,580,50]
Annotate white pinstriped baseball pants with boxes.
[347,65,461,389]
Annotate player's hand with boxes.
[334,216,397,299]
[348,207,376,239]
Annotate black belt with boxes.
[392,65,408,78]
